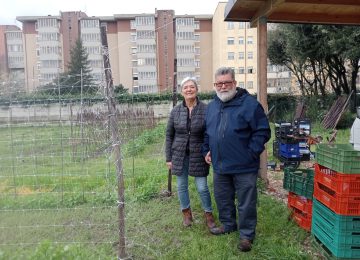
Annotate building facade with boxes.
[0,25,25,94]
[212,2,293,94]
[10,10,213,94]
[0,3,296,94]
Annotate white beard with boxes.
[216,88,237,102]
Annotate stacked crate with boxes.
[283,168,314,231]
[274,120,311,167]
[312,144,360,259]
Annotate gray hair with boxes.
[180,77,198,90]
[214,67,235,81]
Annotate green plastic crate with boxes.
[316,144,360,174]
[312,199,360,248]
[283,168,314,199]
[312,199,360,232]
[311,235,360,260]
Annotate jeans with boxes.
[176,156,213,212]
[213,172,258,240]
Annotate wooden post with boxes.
[257,17,269,183]
[100,25,127,259]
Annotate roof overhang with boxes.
[225,0,360,27]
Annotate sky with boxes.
[0,0,225,26]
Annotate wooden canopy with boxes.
[225,0,360,27]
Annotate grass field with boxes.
[0,120,352,259]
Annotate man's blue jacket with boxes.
[202,88,271,174]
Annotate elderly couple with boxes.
[165,67,271,252]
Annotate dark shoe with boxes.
[204,212,216,229]
[182,208,193,227]
[209,226,236,236]
[238,239,253,252]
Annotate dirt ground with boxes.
[264,160,316,203]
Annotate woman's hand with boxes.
[205,151,212,165]
[166,162,172,170]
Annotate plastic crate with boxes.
[312,220,360,258]
[316,144,360,174]
[283,168,314,199]
[280,142,300,156]
[312,199,360,232]
[313,181,360,216]
[289,207,312,231]
[311,235,360,260]
[315,163,360,196]
[287,192,313,214]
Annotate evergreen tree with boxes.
[58,39,97,94]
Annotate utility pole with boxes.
[100,24,126,259]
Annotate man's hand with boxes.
[166,162,172,170]
[205,151,212,165]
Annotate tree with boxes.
[268,24,360,98]
[114,84,129,94]
[58,39,97,95]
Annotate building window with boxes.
[227,37,235,45]
[239,82,245,88]
[238,67,245,74]
[239,22,245,29]
[248,52,253,59]
[238,52,244,60]
[239,36,244,44]
[227,22,235,30]
[247,66,254,74]
[194,21,200,30]
[247,81,253,89]
[247,36,254,44]
[227,52,235,60]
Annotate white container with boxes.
[350,117,360,151]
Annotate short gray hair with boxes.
[180,77,198,90]
[214,67,235,81]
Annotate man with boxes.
[202,67,271,252]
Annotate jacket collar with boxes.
[182,96,200,108]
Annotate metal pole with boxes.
[167,18,178,196]
[100,24,126,259]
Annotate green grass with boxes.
[0,120,352,259]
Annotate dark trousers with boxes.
[213,172,258,240]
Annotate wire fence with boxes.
[0,79,173,259]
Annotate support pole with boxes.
[257,17,269,183]
[100,25,127,259]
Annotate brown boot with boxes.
[182,208,193,227]
[204,212,216,229]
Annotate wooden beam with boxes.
[257,16,268,182]
[285,0,360,6]
[269,12,360,25]
[250,0,285,27]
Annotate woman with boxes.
[165,77,216,229]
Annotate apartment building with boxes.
[1,4,294,94]
[102,11,213,93]
[0,25,25,94]
[212,2,293,94]
[9,10,213,94]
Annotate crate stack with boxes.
[283,168,314,231]
[312,144,360,259]
[274,120,311,167]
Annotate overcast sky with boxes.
[1,0,225,26]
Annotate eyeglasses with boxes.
[214,81,234,88]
